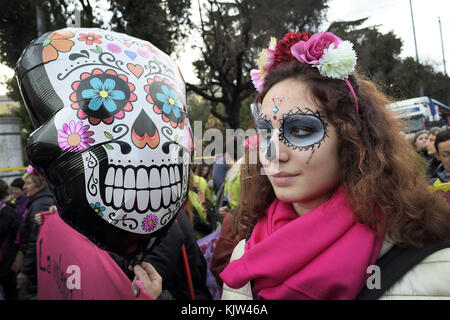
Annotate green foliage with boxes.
[189,0,330,129]
[187,92,212,130]
[0,0,103,69]
[109,0,192,55]
[0,0,104,142]
[328,18,450,104]
[0,0,192,144]
[239,95,256,131]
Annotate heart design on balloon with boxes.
[125,50,137,60]
[127,63,144,79]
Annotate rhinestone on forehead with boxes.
[271,96,284,120]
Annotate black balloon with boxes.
[16,28,192,256]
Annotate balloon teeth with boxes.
[102,163,183,213]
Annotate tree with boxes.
[0,0,102,138]
[0,0,102,70]
[327,18,403,96]
[109,0,192,55]
[327,18,450,104]
[188,0,329,129]
[0,0,192,140]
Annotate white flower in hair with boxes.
[315,41,357,79]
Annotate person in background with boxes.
[411,130,429,157]
[426,127,443,177]
[212,154,227,198]
[211,135,259,287]
[196,164,212,181]
[186,170,213,239]
[196,164,214,203]
[16,168,54,299]
[193,165,211,201]
[410,130,429,174]
[429,128,450,185]
[0,179,21,300]
[8,178,29,245]
[8,179,29,216]
[218,137,244,219]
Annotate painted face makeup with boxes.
[279,107,328,152]
[258,78,340,211]
[272,96,284,120]
[255,114,277,160]
[255,107,328,159]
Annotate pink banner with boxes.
[197,228,222,300]
[37,212,152,300]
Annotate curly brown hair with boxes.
[238,62,450,247]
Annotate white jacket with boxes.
[222,239,450,300]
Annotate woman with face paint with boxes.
[219,31,450,300]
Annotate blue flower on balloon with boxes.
[81,77,125,113]
[90,202,106,217]
[156,84,182,119]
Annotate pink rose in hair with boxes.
[291,32,342,65]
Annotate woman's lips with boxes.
[271,172,300,185]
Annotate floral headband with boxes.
[250,32,359,114]
[26,165,44,180]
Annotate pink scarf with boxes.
[220,188,383,300]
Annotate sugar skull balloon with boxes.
[16,28,194,256]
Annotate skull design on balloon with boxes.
[16,28,194,256]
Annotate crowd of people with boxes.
[411,127,450,185]
[1,29,450,301]
[0,170,53,300]
[0,135,248,300]
[132,31,450,300]
[1,124,449,300]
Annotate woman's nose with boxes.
[265,133,289,163]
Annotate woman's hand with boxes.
[35,206,57,225]
[219,205,230,217]
[131,262,162,299]
[34,213,44,225]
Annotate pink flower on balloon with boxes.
[107,43,122,54]
[291,32,342,65]
[142,214,158,232]
[137,48,150,58]
[58,120,95,152]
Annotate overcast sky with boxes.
[1,0,449,94]
[175,0,450,84]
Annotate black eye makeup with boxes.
[279,107,328,151]
[255,114,274,148]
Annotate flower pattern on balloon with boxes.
[78,32,102,45]
[81,78,126,113]
[142,214,158,232]
[70,68,136,125]
[57,120,95,152]
[42,30,75,64]
[90,202,106,217]
[145,77,187,129]
[107,43,122,54]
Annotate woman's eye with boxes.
[290,126,312,137]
